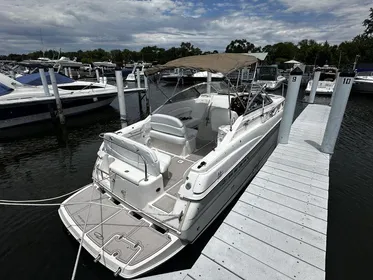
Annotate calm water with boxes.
[0,83,372,280]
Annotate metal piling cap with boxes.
[290,67,303,76]
[339,70,356,78]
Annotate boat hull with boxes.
[0,94,116,130]
[352,80,373,94]
[180,115,281,242]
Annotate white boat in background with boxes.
[306,65,338,95]
[161,68,224,85]
[254,65,286,90]
[59,53,285,279]
[0,72,118,130]
[353,71,373,94]
[126,62,152,82]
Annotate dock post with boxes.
[64,68,68,76]
[321,71,355,154]
[144,75,150,115]
[329,71,340,106]
[136,69,141,88]
[39,68,50,96]
[115,68,127,128]
[207,72,212,94]
[278,67,303,144]
[68,67,73,79]
[95,69,100,83]
[308,69,321,103]
[48,68,65,125]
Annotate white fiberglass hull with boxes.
[353,78,373,94]
[305,80,335,95]
[58,105,282,278]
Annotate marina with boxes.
[1,4,373,279]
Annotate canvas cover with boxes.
[145,53,257,76]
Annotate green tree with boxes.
[225,39,255,53]
[363,7,373,36]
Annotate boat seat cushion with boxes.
[103,132,161,177]
[154,150,172,174]
[150,114,197,155]
[151,113,186,137]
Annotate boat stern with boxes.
[59,184,185,279]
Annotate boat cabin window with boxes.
[319,70,336,81]
[257,67,277,81]
[58,84,103,90]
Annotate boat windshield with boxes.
[319,69,336,81]
[152,81,232,113]
[257,67,277,81]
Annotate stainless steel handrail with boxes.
[99,134,148,181]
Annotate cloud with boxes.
[0,0,371,54]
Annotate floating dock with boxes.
[140,103,331,280]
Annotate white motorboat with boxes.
[59,53,285,278]
[305,65,338,95]
[126,63,152,82]
[0,72,118,130]
[254,65,286,90]
[161,68,224,84]
[353,71,373,94]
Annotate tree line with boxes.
[2,8,372,68]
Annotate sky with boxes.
[0,0,371,54]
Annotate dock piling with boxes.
[136,69,141,88]
[321,71,355,154]
[115,68,127,128]
[278,67,303,144]
[64,68,68,77]
[144,75,150,115]
[308,69,321,103]
[48,68,65,125]
[207,72,212,94]
[329,71,340,106]
[68,67,73,79]
[95,69,100,83]
[39,68,50,96]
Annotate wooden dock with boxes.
[141,104,331,280]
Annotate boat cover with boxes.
[145,53,257,76]
[0,83,13,96]
[16,72,75,86]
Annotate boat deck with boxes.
[61,186,174,268]
[140,104,331,280]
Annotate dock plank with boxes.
[233,201,326,250]
[202,236,290,280]
[214,223,325,280]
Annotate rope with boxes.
[0,186,86,203]
[70,183,96,280]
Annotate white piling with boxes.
[207,72,212,94]
[68,67,73,79]
[321,71,355,154]
[48,68,65,125]
[115,68,127,128]
[64,68,68,76]
[136,69,141,88]
[103,76,107,85]
[144,74,148,90]
[278,67,303,144]
[329,71,340,106]
[39,68,50,96]
[95,69,100,83]
[308,69,321,103]
[241,68,245,81]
